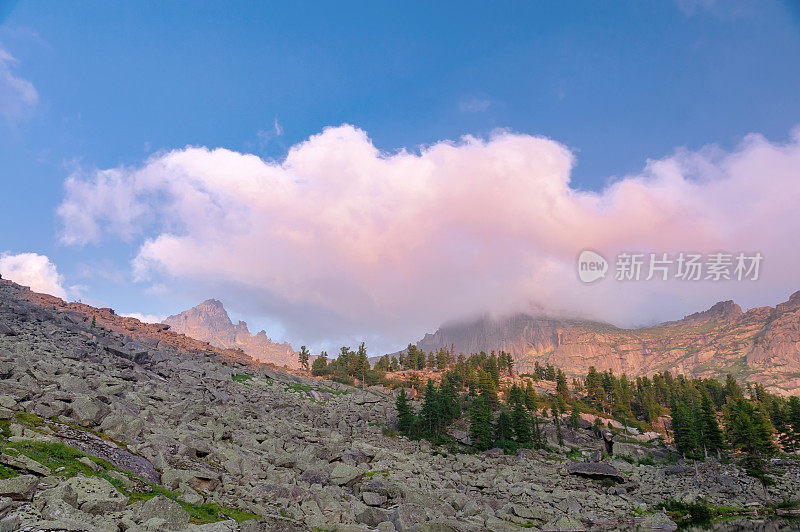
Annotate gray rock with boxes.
[638,511,678,530]
[542,515,585,531]
[136,495,190,530]
[661,465,695,476]
[566,462,624,482]
[330,463,361,486]
[392,503,427,531]
[362,491,387,506]
[60,475,127,514]
[0,474,38,500]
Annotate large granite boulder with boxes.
[566,462,625,482]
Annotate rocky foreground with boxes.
[0,279,799,531]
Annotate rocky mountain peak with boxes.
[164,301,297,367]
[679,300,743,323]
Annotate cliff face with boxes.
[163,300,298,368]
[413,291,800,394]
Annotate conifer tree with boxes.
[419,379,441,438]
[395,388,416,436]
[671,401,697,457]
[699,392,724,457]
[478,369,498,409]
[298,345,310,371]
[495,409,515,452]
[788,396,800,451]
[569,403,581,429]
[524,381,538,411]
[469,396,493,451]
[725,398,776,457]
[552,403,564,446]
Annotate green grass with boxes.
[283,382,348,400]
[15,411,45,427]
[232,373,254,383]
[660,499,750,526]
[1,415,260,525]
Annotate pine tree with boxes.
[556,369,570,407]
[395,388,416,437]
[469,396,493,451]
[478,370,498,409]
[512,401,531,447]
[419,380,442,439]
[552,403,564,446]
[788,396,800,451]
[671,401,698,457]
[524,381,538,411]
[725,398,776,457]
[311,351,328,376]
[569,404,581,429]
[298,345,310,371]
[699,392,724,457]
[496,409,515,452]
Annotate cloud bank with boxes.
[58,125,800,350]
[0,47,38,125]
[120,312,165,324]
[0,252,67,299]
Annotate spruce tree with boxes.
[671,401,698,457]
[569,403,581,429]
[788,396,800,451]
[469,395,494,451]
[699,392,724,457]
[395,388,416,437]
[524,381,538,411]
[725,398,776,457]
[419,379,441,439]
[298,345,310,371]
[552,403,564,446]
[496,409,515,452]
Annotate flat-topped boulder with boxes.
[566,462,625,482]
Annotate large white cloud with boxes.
[0,252,67,299]
[0,48,38,125]
[57,125,800,350]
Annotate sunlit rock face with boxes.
[412,291,800,395]
[164,299,297,368]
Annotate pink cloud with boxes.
[57,125,800,350]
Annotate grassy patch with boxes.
[660,499,747,526]
[0,463,18,479]
[3,435,258,525]
[232,374,254,383]
[15,411,45,427]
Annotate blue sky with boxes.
[2,1,800,352]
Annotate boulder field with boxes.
[0,279,798,531]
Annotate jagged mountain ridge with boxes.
[409,291,800,394]
[163,299,298,368]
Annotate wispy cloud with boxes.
[120,312,165,324]
[0,46,38,125]
[458,96,492,113]
[257,117,284,151]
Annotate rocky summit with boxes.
[164,299,298,369]
[1,277,799,531]
[411,291,800,395]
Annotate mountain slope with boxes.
[163,299,298,368]
[410,291,800,394]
